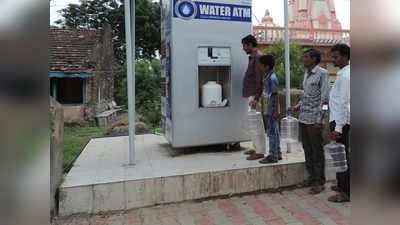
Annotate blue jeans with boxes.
[265,115,281,158]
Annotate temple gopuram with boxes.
[253,0,350,82]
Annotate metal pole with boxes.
[124,0,136,165]
[284,0,290,109]
[284,0,291,153]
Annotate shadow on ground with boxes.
[158,142,248,157]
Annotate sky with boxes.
[50,0,350,29]
[50,0,80,24]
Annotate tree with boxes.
[55,0,160,62]
[262,40,306,89]
[114,59,162,126]
[56,0,162,128]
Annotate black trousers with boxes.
[300,123,326,185]
[330,121,351,197]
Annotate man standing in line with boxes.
[241,34,264,160]
[289,48,330,194]
[328,44,350,202]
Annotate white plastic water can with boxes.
[201,81,222,107]
[324,141,348,172]
[280,111,299,143]
[244,110,266,154]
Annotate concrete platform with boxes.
[59,134,334,216]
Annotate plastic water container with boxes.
[201,81,222,107]
[251,132,266,154]
[243,110,266,154]
[246,110,264,134]
[280,111,299,143]
[324,141,348,172]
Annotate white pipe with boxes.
[124,0,136,165]
[284,0,292,153]
[284,0,290,109]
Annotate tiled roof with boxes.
[49,28,102,74]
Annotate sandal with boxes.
[244,149,256,155]
[328,192,350,202]
[246,153,264,160]
[309,185,325,195]
[331,185,341,192]
[259,155,278,164]
[298,178,313,188]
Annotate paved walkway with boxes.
[54,186,350,225]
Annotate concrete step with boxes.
[59,135,335,216]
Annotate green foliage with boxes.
[56,0,162,127]
[150,127,162,133]
[114,59,161,126]
[63,126,107,168]
[55,0,161,62]
[262,40,306,88]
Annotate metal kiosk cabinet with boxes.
[161,0,253,148]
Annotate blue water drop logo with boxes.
[179,3,193,17]
[175,0,197,20]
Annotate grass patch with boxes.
[149,127,162,133]
[63,126,108,168]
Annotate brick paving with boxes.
[53,186,350,225]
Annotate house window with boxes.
[51,78,86,105]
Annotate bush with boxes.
[114,59,161,127]
[263,40,306,89]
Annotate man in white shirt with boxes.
[328,44,350,202]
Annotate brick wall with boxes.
[84,24,116,125]
[63,106,85,124]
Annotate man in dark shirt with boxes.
[241,35,264,160]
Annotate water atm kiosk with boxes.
[161,0,253,147]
